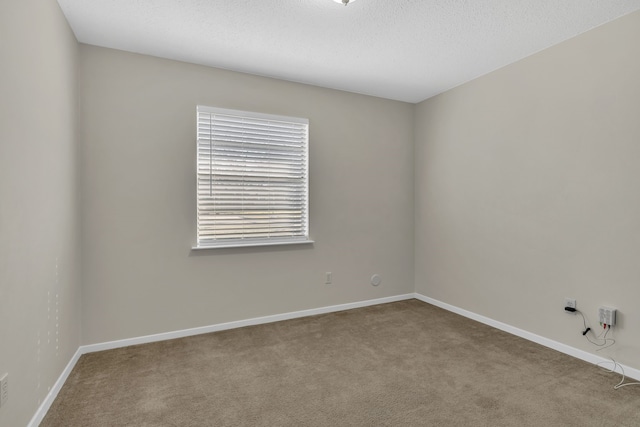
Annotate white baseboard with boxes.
[30,292,639,426]
[29,293,414,425]
[80,294,415,354]
[414,293,640,381]
[27,347,82,427]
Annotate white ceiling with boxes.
[57,0,640,103]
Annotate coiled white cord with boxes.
[597,358,640,390]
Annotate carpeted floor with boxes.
[41,299,640,426]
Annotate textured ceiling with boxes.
[57,0,640,103]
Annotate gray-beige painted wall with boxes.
[78,45,415,345]
[0,1,81,426]
[3,2,640,424]
[415,10,640,369]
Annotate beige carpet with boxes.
[42,300,640,426]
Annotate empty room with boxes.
[2,0,640,425]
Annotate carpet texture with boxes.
[41,300,640,426]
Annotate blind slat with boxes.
[196,106,309,247]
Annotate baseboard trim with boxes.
[30,293,414,425]
[27,347,82,427]
[81,293,416,354]
[414,293,640,381]
[31,291,638,426]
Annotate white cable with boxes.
[596,358,640,390]
[571,311,638,389]
[575,310,615,349]
[595,326,615,351]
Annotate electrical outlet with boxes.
[325,272,332,284]
[0,373,7,408]
[599,306,617,327]
[564,298,576,312]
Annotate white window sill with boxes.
[192,239,314,250]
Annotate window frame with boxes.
[193,105,313,250]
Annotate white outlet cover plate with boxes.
[371,274,382,286]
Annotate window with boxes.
[196,106,311,249]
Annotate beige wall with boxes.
[79,45,415,345]
[4,4,639,424]
[415,10,640,369]
[0,0,81,425]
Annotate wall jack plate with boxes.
[598,306,617,327]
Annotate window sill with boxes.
[192,239,314,250]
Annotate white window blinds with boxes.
[196,106,310,248]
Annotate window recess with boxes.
[195,106,311,249]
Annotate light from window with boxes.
[196,106,311,249]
